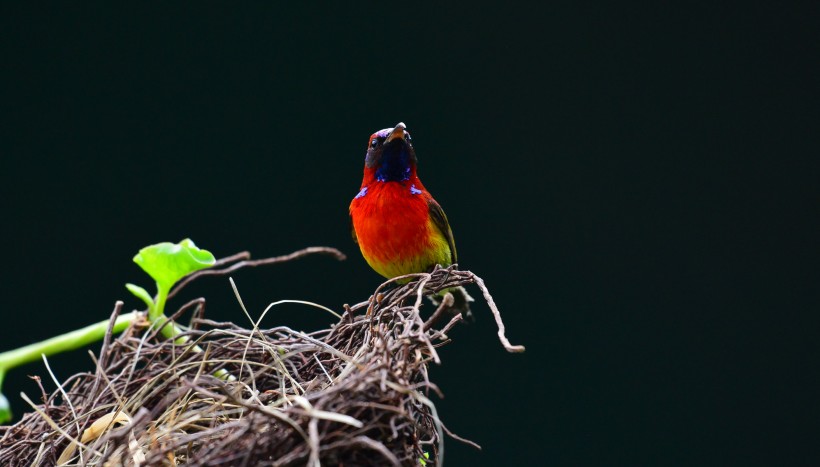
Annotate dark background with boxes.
[1,3,817,465]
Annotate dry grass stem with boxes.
[0,252,522,466]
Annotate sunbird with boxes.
[349,122,473,318]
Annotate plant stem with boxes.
[149,282,185,341]
[146,293,232,379]
[0,312,138,375]
[0,311,138,423]
[0,372,9,423]
[152,282,169,321]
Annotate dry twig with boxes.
[0,251,522,466]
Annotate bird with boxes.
[349,122,473,318]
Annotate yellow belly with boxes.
[362,218,453,281]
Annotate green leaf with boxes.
[0,371,10,423]
[0,391,10,424]
[133,239,215,291]
[125,283,154,311]
[419,452,430,466]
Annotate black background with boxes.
[1,3,818,466]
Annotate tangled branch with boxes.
[0,251,522,466]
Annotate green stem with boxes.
[150,282,183,341]
[152,282,169,321]
[0,372,9,423]
[138,283,228,379]
[0,311,138,423]
[148,288,231,379]
[0,312,137,374]
[0,282,232,422]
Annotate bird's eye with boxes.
[405,133,412,145]
[370,139,378,148]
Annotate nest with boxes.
[0,248,523,466]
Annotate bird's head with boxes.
[362,122,418,184]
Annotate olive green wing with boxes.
[427,199,457,264]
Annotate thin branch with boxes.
[423,293,455,331]
[169,246,346,299]
[1,259,524,466]
[472,275,526,353]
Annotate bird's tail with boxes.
[430,286,475,322]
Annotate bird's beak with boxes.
[385,122,407,143]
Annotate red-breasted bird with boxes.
[349,122,473,318]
